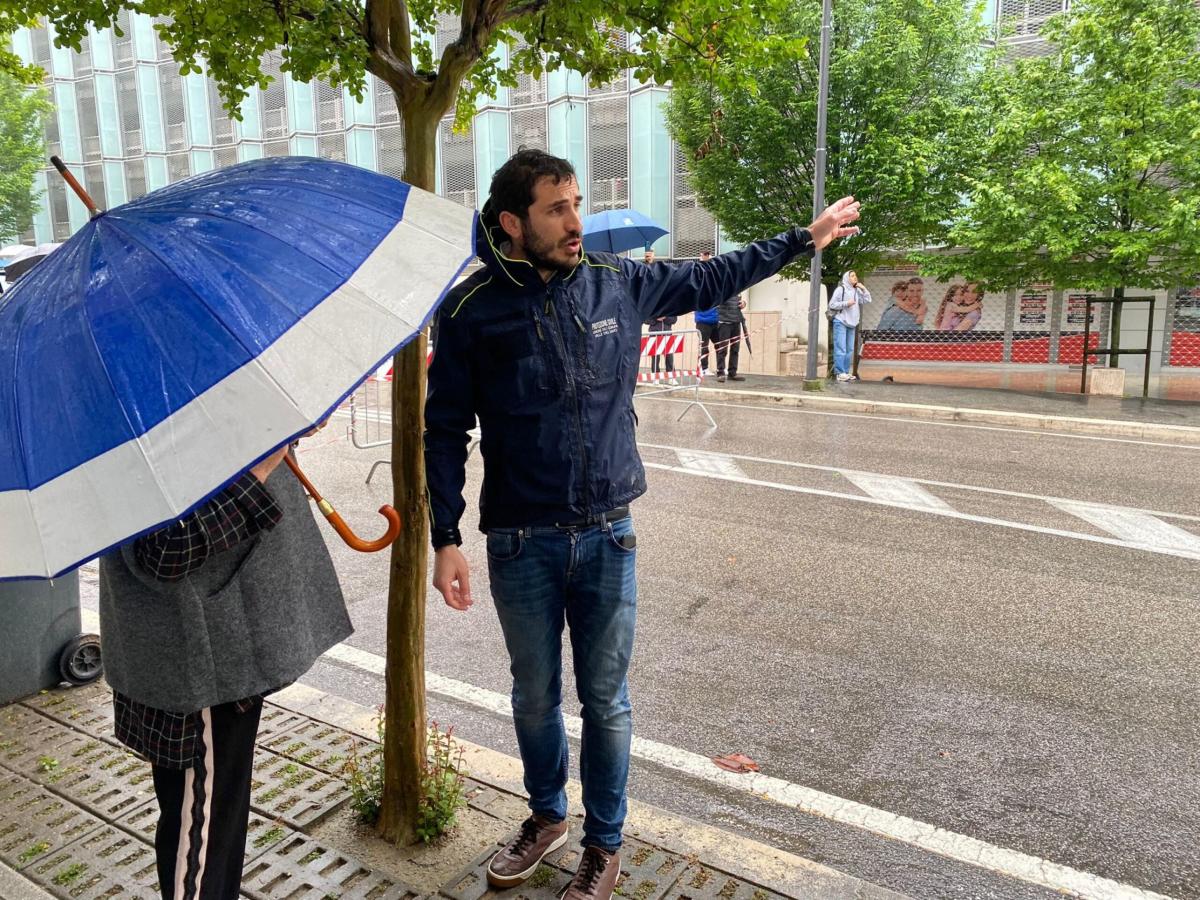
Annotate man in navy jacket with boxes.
[425,149,858,900]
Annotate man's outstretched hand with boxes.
[808,196,861,251]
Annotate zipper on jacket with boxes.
[531,305,545,341]
[544,286,593,513]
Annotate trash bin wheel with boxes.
[59,634,103,686]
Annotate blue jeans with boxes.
[486,516,638,851]
[833,319,856,375]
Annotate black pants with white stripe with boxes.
[150,699,262,900]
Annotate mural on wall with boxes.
[1169,286,1200,368]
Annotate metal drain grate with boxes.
[439,842,572,900]
[116,802,294,863]
[22,824,159,900]
[261,718,359,776]
[0,772,105,872]
[663,865,788,900]
[21,685,117,742]
[241,832,424,900]
[249,748,347,828]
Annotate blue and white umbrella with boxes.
[0,156,476,580]
[582,209,668,254]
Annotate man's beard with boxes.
[520,218,581,273]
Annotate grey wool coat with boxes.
[98,463,351,713]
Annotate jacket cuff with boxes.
[789,226,816,259]
[431,526,463,550]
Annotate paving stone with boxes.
[662,865,789,900]
[249,748,347,829]
[20,686,117,744]
[0,773,105,872]
[115,801,295,863]
[438,842,573,900]
[241,831,423,900]
[257,703,316,740]
[21,824,159,900]
[609,840,690,900]
[260,718,359,776]
[463,783,528,823]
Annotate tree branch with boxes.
[498,0,550,27]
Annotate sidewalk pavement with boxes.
[666,374,1200,445]
[0,680,906,900]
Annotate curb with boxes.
[268,683,909,899]
[681,387,1200,445]
[0,862,54,900]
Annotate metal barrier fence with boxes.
[636,328,716,427]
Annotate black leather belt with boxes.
[552,506,630,529]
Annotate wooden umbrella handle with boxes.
[283,453,402,553]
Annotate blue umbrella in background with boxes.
[0,156,476,580]
[582,208,668,253]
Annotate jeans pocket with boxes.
[486,529,524,562]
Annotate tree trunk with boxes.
[376,99,445,846]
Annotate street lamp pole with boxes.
[804,0,833,386]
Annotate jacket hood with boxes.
[842,272,857,290]
[476,198,585,291]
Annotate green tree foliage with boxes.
[0,69,49,240]
[667,0,992,287]
[918,0,1200,293]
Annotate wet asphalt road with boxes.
[93,393,1200,899]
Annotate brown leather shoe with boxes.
[563,846,621,900]
[486,814,569,887]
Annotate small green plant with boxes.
[416,721,467,843]
[341,713,467,842]
[253,826,286,849]
[36,755,59,773]
[53,862,88,886]
[18,841,50,864]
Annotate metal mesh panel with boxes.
[83,163,108,210]
[261,53,289,139]
[264,139,290,157]
[374,76,400,124]
[510,39,548,106]
[76,77,102,162]
[208,77,235,145]
[74,33,94,77]
[377,124,406,178]
[117,70,142,155]
[125,158,147,199]
[588,29,629,94]
[672,142,716,257]
[999,0,1066,35]
[167,151,191,182]
[160,63,188,151]
[154,16,174,61]
[215,146,238,169]
[511,106,548,152]
[436,11,461,54]
[318,133,347,161]
[440,118,477,208]
[30,25,52,71]
[114,10,134,67]
[44,101,61,159]
[588,97,628,212]
[47,178,70,240]
[316,80,344,131]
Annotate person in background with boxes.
[714,290,746,382]
[828,269,872,382]
[694,251,719,376]
[642,248,678,384]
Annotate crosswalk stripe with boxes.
[841,472,955,512]
[1049,500,1200,554]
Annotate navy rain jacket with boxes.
[423,203,814,546]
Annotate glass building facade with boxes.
[9,13,727,258]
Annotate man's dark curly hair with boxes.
[488,148,577,219]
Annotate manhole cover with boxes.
[241,831,423,900]
[0,772,105,872]
[249,748,347,829]
[22,824,159,900]
[261,718,360,776]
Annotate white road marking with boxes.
[674,449,747,479]
[639,441,1200,525]
[643,395,1200,452]
[841,472,955,512]
[643,461,1200,563]
[77,622,1171,898]
[1050,501,1200,555]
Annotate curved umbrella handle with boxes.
[283,453,402,553]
